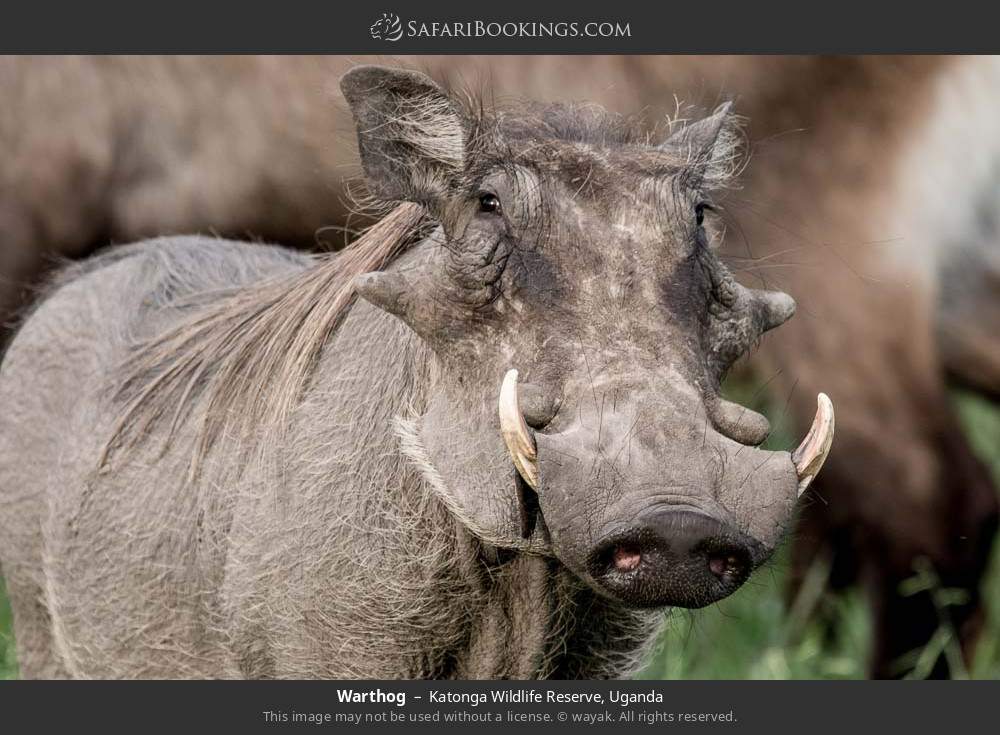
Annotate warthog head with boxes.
[343,66,833,609]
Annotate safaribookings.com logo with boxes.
[370,14,631,41]
[370,13,404,41]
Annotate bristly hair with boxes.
[495,100,650,148]
[99,202,429,479]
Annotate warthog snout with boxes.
[588,511,766,608]
[500,368,834,608]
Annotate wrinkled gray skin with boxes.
[0,67,799,678]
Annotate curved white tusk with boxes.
[498,369,539,490]
[791,393,835,497]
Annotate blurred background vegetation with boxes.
[1,385,998,680]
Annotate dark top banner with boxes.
[2,0,999,53]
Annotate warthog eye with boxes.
[478,192,502,215]
[695,201,714,227]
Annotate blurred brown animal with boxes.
[1,55,997,677]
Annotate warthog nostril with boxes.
[611,544,642,572]
[707,553,744,579]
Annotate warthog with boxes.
[0,66,833,679]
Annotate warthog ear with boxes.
[660,101,741,189]
[341,65,465,204]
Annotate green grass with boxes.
[0,575,16,679]
[956,388,1000,679]
[1,387,998,680]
